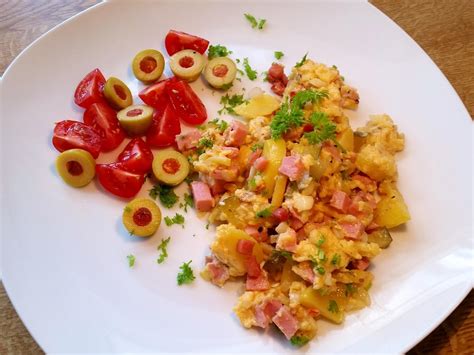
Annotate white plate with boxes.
[1,0,472,353]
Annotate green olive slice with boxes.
[152,149,190,186]
[169,49,205,82]
[103,77,133,110]
[204,57,237,89]
[122,198,161,237]
[56,149,95,187]
[132,49,165,84]
[117,104,154,136]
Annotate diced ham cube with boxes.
[288,217,304,231]
[253,157,269,172]
[224,120,248,147]
[191,181,214,212]
[278,155,305,181]
[254,304,270,328]
[244,226,268,242]
[267,63,285,82]
[276,228,297,252]
[210,165,239,182]
[330,190,351,213]
[351,257,370,270]
[271,81,287,96]
[272,306,299,339]
[236,239,255,255]
[208,178,226,196]
[246,272,270,291]
[265,300,283,318]
[205,256,230,287]
[245,255,261,277]
[175,130,201,151]
[292,261,315,284]
[340,221,365,240]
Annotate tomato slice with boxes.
[74,68,106,109]
[166,80,207,125]
[138,77,175,111]
[96,163,144,198]
[52,120,102,158]
[83,102,125,151]
[146,104,181,148]
[164,30,210,56]
[116,137,154,174]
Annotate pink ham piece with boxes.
[288,217,304,231]
[175,130,201,151]
[340,221,365,240]
[208,178,226,196]
[245,255,261,277]
[253,157,269,172]
[191,181,214,212]
[330,190,351,213]
[236,239,255,255]
[244,226,268,242]
[224,120,248,147]
[246,272,270,291]
[351,257,370,271]
[272,306,299,339]
[267,63,289,97]
[254,300,284,328]
[278,155,305,181]
[222,146,240,158]
[276,228,297,252]
[292,262,315,284]
[205,256,230,287]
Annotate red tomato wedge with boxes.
[83,102,125,151]
[138,77,175,111]
[164,30,209,56]
[146,104,181,147]
[52,120,102,158]
[96,163,144,198]
[167,79,207,125]
[74,68,106,109]
[116,137,154,174]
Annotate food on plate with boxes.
[146,105,181,147]
[103,77,133,110]
[132,49,165,84]
[96,163,145,198]
[56,149,95,187]
[204,57,237,89]
[122,198,161,237]
[139,78,173,110]
[83,102,125,151]
[52,120,102,159]
[73,68,106,109]
[117,104,154,136]
[170,49,205,82]
[234,93,280,119]
[165,30,209,56]
[152,149,190,186]
[167,79,208,125]
[116,137,153,174]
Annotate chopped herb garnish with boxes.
[331,253,341,266]
[164,213,185,228]
[244,13,266,30]
[251,143,263,152]
[218,94,247,115]
[316,266,325,275]
[177,260,195,285]
[328,300,339,313]
[304,111,336,145]
[149,184,179,208]
[345,283,357,296]
[127,254,135,267]
[243,58,258,80]
[274,51,284,60]
[256,208,272,218]
[157,237,171,264]
[318,249,326,261]
[290,335,309,347]
[220,82,233,91]
[316,235,325,247]
[181,193,194,212]
[208,44,232,59]
[198,138,213,149]
[205,222,210,230]
[332,65,338,69]
[292,89,329,109]
[295,53,308,68]
[209,118,229,133]
[271,249,292,260]
[248,177,257,190]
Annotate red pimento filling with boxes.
[212,64,228,77]
[66,161,83,176]
[114,85,127,100]
[126,108,143,117]
[133,207,152,226]
[179,56,194,68]
[162,158,180,174]
[140,56,157,73]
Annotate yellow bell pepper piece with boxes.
[262,139,286,196]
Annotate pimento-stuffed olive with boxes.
[132,49,165,84]
[204,57,236,89]
[152,149,190,186]
[169,49,205,82]
[103,77,133,110]
[117,104,154,136]
[56,149,96,187]
[122,198,161,237]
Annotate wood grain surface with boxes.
[0,1,472,354]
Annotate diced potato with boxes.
[337,128,354,152]
[300,288,345,324]
[271,174,288,208]
[355,144,396,181]
[375,187,410,228]
[234,94,280,119]
[211,224,264,276]
[262,139,286,195]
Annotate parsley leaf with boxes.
[181,193,194,212]
[209,118,229,133]
[198,138,213,148]
[328,300,339,313]
[164,213,185,228]
[316,266,325,275]
[208,44,232,59]
[244,13,266,30]
[149,184,179,208]
[243,58,257,80]
[304,111,336,145]
[345,283,357,296]
[157,237,171,264]
[219,94,247,114]
[274,51,284,60]
[127,254,135,267]
[220,82,233,91]
[290,335,309,347]
[291,89,329,109]
[177,260,196,285]
[257,19,266,29]
[295,53,308,68]
[251,143,263,152]
[256,208,272,218]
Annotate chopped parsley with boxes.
[164,213,185,228]
[292,89,329,109]
[295,53,308,68]
[149,184,179,208]
[328,300,339,313]
[177,260,195,285]
[270,249,292,260]
[315,266,325,275]
[127,254,135,267]
[244,13,266,30]
[304,111,336,145]
[243,58,258,80]
[218,94,247,115]
[248,177,257,190]
[251,143,263,152]
[290,335,309,347]
[180,193,194,212]
[331,253,341,266]
[207,44,232,59]
[256,208,272,218]
[198,138,213,149]
[220,82,233,91]
[157,237,171,264]
[345,283,357,296]
[209,118,229,133]
[316,235,325,247]
[274,51,284,60]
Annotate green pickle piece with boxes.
[103,77,133,110]
[117,104,154,136]
[367,227,393,249]
[132,49,165,84]
[56,149,95,187]
[152,149,190,186]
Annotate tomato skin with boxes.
[96,163,144,198]
[116,137,154,174]
[138,78,174,111]
[146,104,181,148]
[83,102,125,151]
[164,30,209,56]
[52,120,102,158]
[74,68,106,109]
[167,80,207,125]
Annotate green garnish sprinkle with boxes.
[345,283,357,296]
[271,249,292,260]
[316,235,325,247]
[180,193,194,212]
[243,58,258,80]
[177,260,196,285]
[295,53,308,68]
[220,82,233,91]
[127,254,135,267]
[156,237,171,264]
[274,51,284,60]
[318,249,326,261]
[316,266,325,275]
[251,143,263,152]
[208,44,232,59]
[244,13,266,30]
[218,94,247,115]
[209,118,229,133]
[328,300,339,313]
[149,184,179,208]
[331,253,341,266]
[304,111,336,145]
[256,208,272,218]
[164,213,185,228]
[290,335,309,347]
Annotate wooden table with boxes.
[0,1,472,353]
